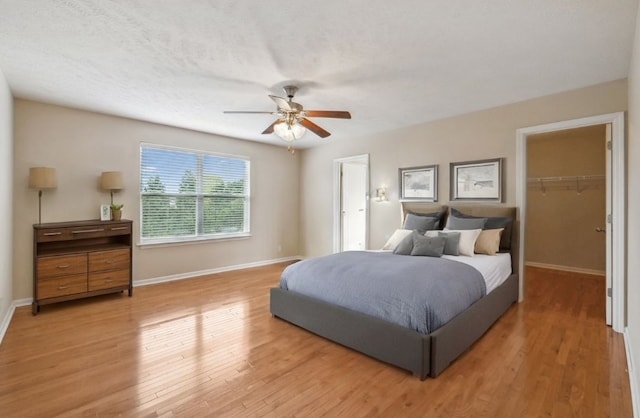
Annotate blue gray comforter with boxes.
[280,251,486,334]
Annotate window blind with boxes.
[140,144,250,243]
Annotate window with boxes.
[140,144,250,244]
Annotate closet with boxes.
[525,125,606,275]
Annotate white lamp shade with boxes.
[101,171,124,190]
[28,167,57,189]
[273,121,306,142]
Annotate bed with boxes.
[270,203,519,379]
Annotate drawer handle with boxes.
[57,285,69,290]
[110,227,128,231]
[72,228,105,234]
[56,264,71,269]
[104,278,113,283]
[43,232,62,236]
[104,260,114,264]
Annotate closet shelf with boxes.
[527,175,605,193]
[527,175,605,183]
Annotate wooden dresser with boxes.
[33,219,133,315]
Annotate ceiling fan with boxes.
[224,85,351,144]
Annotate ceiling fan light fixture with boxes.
[273,121,306,142]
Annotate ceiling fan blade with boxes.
[223,110,276,114]
[261,120,279,134]
[269,95,292,111]
[299,118,331,138]
[304,110,351,119]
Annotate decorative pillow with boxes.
[445,214,488,230]
[382,229,412,250]
[393,231,416,255]
[474,228,504,255]
[443,228,482,256]
[403,213,438,233]
[450,208,513,250]
[410,234,445,257]
[425,230,461,256]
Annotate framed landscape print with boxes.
[399,165,438,201]
[450,158,503,202]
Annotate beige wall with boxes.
[300,79,627,257]
[0,69,13,321]
[626,2,640,409]
[12,100,300,300]
[525,126,606,272]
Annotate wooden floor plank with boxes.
[0,264,632,417]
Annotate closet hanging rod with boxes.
[527,175,605,183]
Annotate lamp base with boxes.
[38,189,43,224]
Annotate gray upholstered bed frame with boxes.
[270,204,519,379]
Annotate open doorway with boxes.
[516,112,625,332]
[333,154,369,253]
[525,125,608,318]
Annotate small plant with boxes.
[110,203,124,211]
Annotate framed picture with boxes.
[450,158,503,201]
[399,165,438,201]
[100,204,111,221]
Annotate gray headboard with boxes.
[400,202,519,274]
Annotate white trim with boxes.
[0,298,31,345]
[0,303,16,345]
[13,298,31,307]
[134,256,301,287]
[137,233,251,248]
[624,328,639,418]
[332,154,370,253]
[516,112,626,333]
[525,262,605,277]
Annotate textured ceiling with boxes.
[0,0,638,148]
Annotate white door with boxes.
[341,162,367,251]
[605,123,613,326]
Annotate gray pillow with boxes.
[439,231,461,256]
[393,231,417,255]
[450,208,513,250]
[411,234,445,257]
[445,214,487,230]
[426,230,461,255]
[403,214,438,233]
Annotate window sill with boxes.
[137,232,251,249]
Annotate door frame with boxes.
[516,112,625,332]
[333,154,370,253]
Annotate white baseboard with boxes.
[0,297,31,345]
[625,328,639,418]
[0,256,301,346]
[525,261,605,276]
[134,255,302,287]
[13,297,32,307]
[0,303,16,345]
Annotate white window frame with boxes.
[139,143,250,246]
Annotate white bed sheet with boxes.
[443,253,512,294]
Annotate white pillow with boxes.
[442,228,482,256]
[382,229,412,250]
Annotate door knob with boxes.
[595,227,606,232]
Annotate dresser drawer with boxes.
[37,254,87,279]
[88,269,129,291]
[88,249,130,272]
[105,223,132,236]
[38,274,87,299]
[36,228,73,242]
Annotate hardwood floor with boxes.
[0,264,632,417]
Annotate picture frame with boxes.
[399,164,438,201]
[100,204,111,221]
[450,158,503,202]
